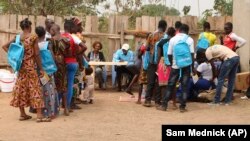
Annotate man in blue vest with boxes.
[114,44,138,92]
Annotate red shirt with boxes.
[61,32,77,63]
[223,33,236,50]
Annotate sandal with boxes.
[43,117,51,122]
[36,117,51,123]
[125,89,134,96]
[19,115,32,121]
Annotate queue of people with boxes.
[2,17,247,123]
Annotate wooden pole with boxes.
[120,23,124,45]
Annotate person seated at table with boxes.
[87,41,107,89]
[113,43,139,92]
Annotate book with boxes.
[40,73,50,85]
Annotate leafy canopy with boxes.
[0,0,105,16]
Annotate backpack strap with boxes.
[153,32,166,64]
[44,41,49,50]
[15,35,21,44]
[183,34,189,42]
[62,32,75,55]
[201,32,205,38]
[178,34,190,81]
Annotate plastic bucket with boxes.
[0,73,16,93]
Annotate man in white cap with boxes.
[113,43,138,92]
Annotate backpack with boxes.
[153,33,167,64]
[82,57,89,68]
[196,33,210,50]
[160,35,171,65]
[173,35,192,68]
[40,41,57,75]
[7,35,24,72]
[143,51,150,70]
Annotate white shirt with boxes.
[167,33,194,69]
[229,33,246,48]
[45,32,51,40]
[71,34,82,45]
[38,40,47,50]
[197,62,213,81]
[86,75,94,89]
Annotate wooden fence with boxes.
[0,14,232,67]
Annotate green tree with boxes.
[119,4,180,29]
[0,0,104,16]
[138,4,180,16]
[198,9,213,29]
[213,0,233,16]
[119,4,180,28]
[182,6,191,16]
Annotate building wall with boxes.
[233,0,250,72]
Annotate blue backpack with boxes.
[7,35,24,72]
[143,51,150,70]
[153,33,167,64]
[173,35,192,68]
[196,33,209,50]
[82,57,89,68]
[40,41,57,75]
[161,35,171,65]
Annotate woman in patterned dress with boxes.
[50,24,69,116]
[2,18,46,122]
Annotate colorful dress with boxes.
[50,38,68,94]
[10,35,44,108]
[157,57,171,86]
[38,41,59,117]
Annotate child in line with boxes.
[35,26,59,121]
[82,67,94,104]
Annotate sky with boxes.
[98,0,215,17]
[162,0,214,16]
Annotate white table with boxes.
[88,61,128,89]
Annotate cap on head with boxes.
[121,43,130,51]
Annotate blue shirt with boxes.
[113,49,134,65]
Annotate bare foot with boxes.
[172,105,178,110]
[136,101,142,104]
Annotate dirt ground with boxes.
[0,89,250,141]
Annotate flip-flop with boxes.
[125,90,134,96]
[19,115,32,121]
[36,117,51,123]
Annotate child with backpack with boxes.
[157,24,194,112]
[196,22,216,51]
[196,22,217,66]
[157,27,177,109]
[143,20,167,108]
[35,26,59,121]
